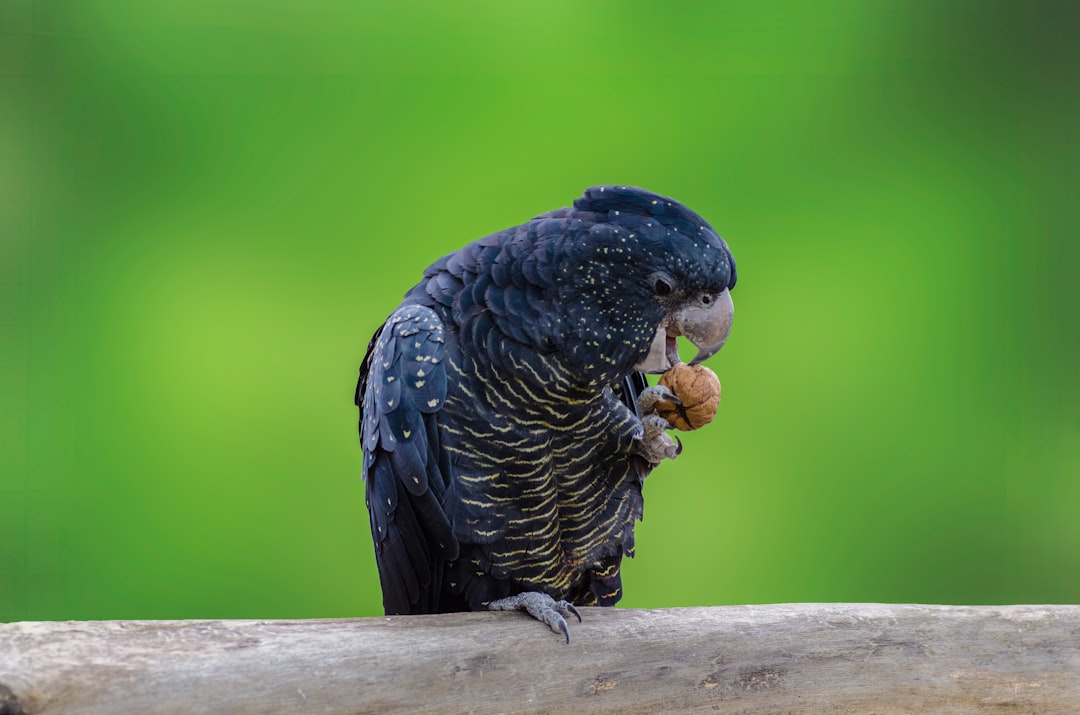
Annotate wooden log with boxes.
[2,604,1079,714]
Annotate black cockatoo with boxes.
[355,185,736,641]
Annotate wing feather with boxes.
[357,305,458,615]
[615,370,657,486]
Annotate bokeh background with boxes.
[2,1,1077,622]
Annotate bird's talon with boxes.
[637,385,681,415]
[636,414,681,464]
[488,591,583,643]
[557,617,570,644]
[565,602,582,623]
[660,387,681,406]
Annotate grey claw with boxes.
[565,602,582,623]
[558,616,570,644]
[658,386,681,405]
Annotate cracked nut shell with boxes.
[656,363,721,431]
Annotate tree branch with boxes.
[2,604,1078,714]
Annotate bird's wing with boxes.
[614,370,660,484]
[356,304,459,614]
[617,370,649,420]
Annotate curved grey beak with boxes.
[634,289,734,373]
[678,288,734,365]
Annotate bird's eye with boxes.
[701,293,713,306]
[654,279,672,296]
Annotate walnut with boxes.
[656,363,722,431]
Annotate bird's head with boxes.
[554,185,737,381]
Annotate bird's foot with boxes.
[488,592,582,644]
[636,384,680,415]
[634,385,682,465]
[635,413,683,465]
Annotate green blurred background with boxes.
[2,1,1077,622]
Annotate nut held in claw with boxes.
[656,364,721,431]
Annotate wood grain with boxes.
[2,604,1079,714]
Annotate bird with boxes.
[355,185,736,641]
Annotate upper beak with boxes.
[634,288,734,373]
[675,288,734,365]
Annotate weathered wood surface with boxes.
[2,604,1079,714]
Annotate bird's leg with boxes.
[634,386,682,464]
[487,592,582,644]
